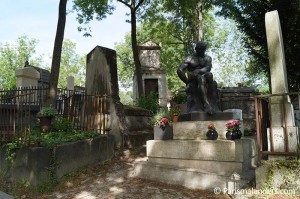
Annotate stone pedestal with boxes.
[15,66,40,88]
[134,139,257,191]
[133,112,257,191]
[15,67,40,103]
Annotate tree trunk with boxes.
[45,0,67,107]
[197,0,203,41]
[131,1,144,98]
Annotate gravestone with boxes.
[133,41,169,107]
[86,46,128,148]
[265,10,299,159]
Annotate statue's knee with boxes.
[205,72,213,82]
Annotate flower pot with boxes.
[154,126,173,140]
[172,115,179,122]
[235,129,242,139]
[206,129,218,140]
[38,116,54,133]
[226,131,237,140]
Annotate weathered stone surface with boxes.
[178,111,233,121]
[0,135,114,187]
[265,10,288,94]
[134,161,250,191]
[173,120,240,139]
[256,162,300,194]
[86,46,126,148]
[146,139,255,162]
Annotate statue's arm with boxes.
[177,61,189,84]
[193,56,212,74]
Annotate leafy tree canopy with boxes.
[46,39,86,88]
[212,0,300,91]
[0,35,43,89]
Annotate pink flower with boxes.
[226,120,240,131]
[160,117,168,125]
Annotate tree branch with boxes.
[135,0,145,10]
[117,0,130,8]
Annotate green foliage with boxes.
[168,106,181,116]
[261,160,300,192]
[171,91,187,104]
[46,39,86,88]
[152,108,170,126]
[0,35,43,89]
[119,90,134,105]
[4,142,19,163]
[39,107,57,117]
[30,131,99,149]
[137,92,160,114]
[52,116,74,132]
[213,0,300,91]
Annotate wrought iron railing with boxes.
[0,86,109,145]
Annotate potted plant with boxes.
[168,106,181,122]
[225,119,242,140]
[37,106,57,133]
[154,117,173,140]
[206,123,218,140]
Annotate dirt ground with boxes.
[4,147,300,199]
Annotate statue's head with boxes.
[195,41,207,56]
[195,41,207,49]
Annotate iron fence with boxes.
[0,86,109,146]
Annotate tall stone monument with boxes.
[133,41,169,107]
[86,46,127,148]
[265,10,299,159]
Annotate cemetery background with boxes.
[0,0,300,197]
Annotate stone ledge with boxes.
[133,161,250,190]
[178,111,233,121]
[147,157,245,175]
[146,139,255,162]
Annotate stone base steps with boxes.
[133,160,251,191]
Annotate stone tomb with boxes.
[133,113,257,191]
[133,41,169,107]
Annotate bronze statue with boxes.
[177,41,219,115]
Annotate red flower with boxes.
[208,123,216,130]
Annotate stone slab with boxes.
[147,157,245,175]
[173,120,242,139]
[133,161,250,191]
[178,111,233,121]
[0,192,14,199]
[146,139,254,162]
[267,126,299,160]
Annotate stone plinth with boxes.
[173,120,242,139]
[15,66,40,88]
[178,111,233,121]
[134,139,257,191]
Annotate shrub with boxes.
[137,92,160,114]
[52,116,73,133]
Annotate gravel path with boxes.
[33,149,229,199]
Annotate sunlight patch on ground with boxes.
[74,191,96,199]
[109,186,125,195]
